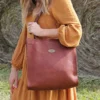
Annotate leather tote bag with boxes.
[26,15,78,90]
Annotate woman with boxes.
[9,0,82,100]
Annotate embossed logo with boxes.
[48,49,56,53]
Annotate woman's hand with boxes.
[9,67,18,94]
[27,22,59,38]
[27,22,44,37]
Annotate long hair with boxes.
[20,0,51,25]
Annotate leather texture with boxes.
[26,38,78,90]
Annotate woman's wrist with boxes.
[11,66,18,71]
[41,28,59,38]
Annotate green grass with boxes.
[77,78,100,100]
[0,64,100,100]
[0,64,10,100]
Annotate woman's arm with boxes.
[50,0,82,47]
[10,23,27,70]
[27,22,59,38]
[41,28,59,38]
[9,21,27,94]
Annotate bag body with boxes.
[26,38,78,90]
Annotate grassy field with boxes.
[0,64,100,100]
[0,64,10,100]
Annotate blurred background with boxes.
[0,0,100,100]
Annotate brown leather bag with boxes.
[26,15,78,90]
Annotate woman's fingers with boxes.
[11,85,14,94]
[28,22,35,27]
[27,23,35,33]
[28,22,36,24]
[9,79,15,94]
[9,78,18,94]
[27,22,37,27]
[9,67,18,95]
[28,22,33,25]
[13,78,18,88]
[27,22,42,36]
